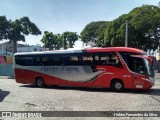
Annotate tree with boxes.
[41,31,78,50]
[53,34,63,50]
[10,17,41,53]
[41,31,63,50]
[0,16,9,40]
[104,14,138,47]
[104,5,160,51]
[80,21,108,47]
[129,5,160,51]
[8,19,25,53]
[41,31,54,50]
[0,16,41,54]
[63,31,79,48]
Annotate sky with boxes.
[0,0,159,48]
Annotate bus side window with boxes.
[64,55,70,65]
[42,57,49,66]
[108,54,118,64]
[15,57,22,65]
[16,56,34,66]
[35,57,43,66]
[100,53,110,65]
[35,57,48,66]
[94,54,100,65]
[82,55,93,65]
[51,55,64,66]
[99,52,123,68]
[69,55,81,65]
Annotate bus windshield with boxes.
[120,54,153,77]
[143,58,154,77]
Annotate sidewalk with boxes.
[0,76,14,79]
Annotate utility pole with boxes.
[125,20,128,47]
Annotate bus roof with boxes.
[14,47,146,56]
[14,49,84,56]
[86,47,146,54]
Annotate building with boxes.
[0,41,44,56]
[17,44,44,52]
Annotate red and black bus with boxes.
[14,47,154,91]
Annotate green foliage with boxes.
[103,5,160,51]
[54,34,63,50]
[20,17,41,35]
[129,5,160,50]
[80,5,160,51]
[63,31,79,48]
[41,31,54,50]
[0,16,41,53]
[104,14,128,47]
[0,16,9,40]
[41,31,79,50]
[8,19,25,43]
[41,31,63,50]
[80,21,109,47]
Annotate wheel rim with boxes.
[115,82,122,90]
[37,79,43,87]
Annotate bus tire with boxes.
[111,79,124,92]
[35,77,45,87]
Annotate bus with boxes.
[14,47,154,91]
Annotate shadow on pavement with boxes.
[20,84,160,96]
[122,88,160,96]
[0,89,10,102]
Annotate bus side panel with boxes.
[96,65,134,89]
[43,72,105,88]
[15,68,35,84]
[15,68,108,88]
[145,80,153,89]
[15,67,135,89]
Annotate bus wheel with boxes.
[111,80,124,92]
[36,77,45,87]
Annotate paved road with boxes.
[0,73,160,119]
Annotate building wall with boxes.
[0,41,44,55]
[17,45,44,52]
[0,64,14,76]
[0,41,13,53]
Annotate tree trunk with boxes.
[12,41,17,54]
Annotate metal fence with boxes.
[0,64,14,77]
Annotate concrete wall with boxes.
[0,64,14,77]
